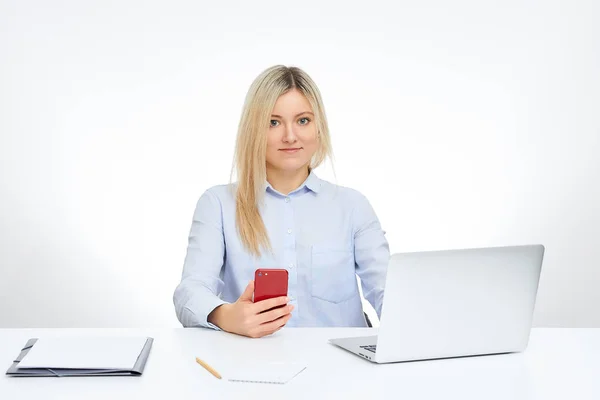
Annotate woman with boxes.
[173,65,389,338]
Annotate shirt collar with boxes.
[303,169,322,194]
[264,169,322,196]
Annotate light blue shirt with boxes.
[173,171,390,328]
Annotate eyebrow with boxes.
[271,111,314,119]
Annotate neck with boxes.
[266,165,310,195]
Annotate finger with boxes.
[269,320,289,335]
[249,314,291,338]
[271,324,285,335]
[252,295,289,313]
[238,280,254,302]
[256,304,293,325]
[257,313,292,337]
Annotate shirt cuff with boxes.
[205,301,228,331]
[182,294,228,329]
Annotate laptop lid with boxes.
[375,244,544,363]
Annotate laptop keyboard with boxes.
[360,345,377,353]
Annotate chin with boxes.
[273,160,310,172]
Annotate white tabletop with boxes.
[1,328,599,400]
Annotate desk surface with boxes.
[1,328,599,400]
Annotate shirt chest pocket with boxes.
[310,245,357,303]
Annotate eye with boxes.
[270,120,280,127]
[298,117,311,125]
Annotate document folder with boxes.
[6,337,153,377]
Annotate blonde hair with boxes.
[232,65,333,257]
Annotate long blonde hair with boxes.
[232,65,333,257]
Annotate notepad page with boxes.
[227,362,306,384]
[17,337,147,370]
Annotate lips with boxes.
[279,148,302,153]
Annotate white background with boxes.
[1,0,598,328]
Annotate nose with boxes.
[283,123,298,143]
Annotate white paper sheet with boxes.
[227,362,306,384]
[17,336,148,370]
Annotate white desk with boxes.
[1,328,599,399]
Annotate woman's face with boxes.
[265,89,318,174]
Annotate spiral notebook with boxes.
[227,362,306,384]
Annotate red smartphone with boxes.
[254,268,288,304]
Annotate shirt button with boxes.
[287,228,292,234]
[289,263,294,269]
[285,197,290,203]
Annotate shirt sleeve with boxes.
[352,192,390,319]
[173,188,229,329]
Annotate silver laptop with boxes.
[329,244,545,363]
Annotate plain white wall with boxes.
[1,0,598,328]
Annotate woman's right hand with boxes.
[207,280,293,338]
